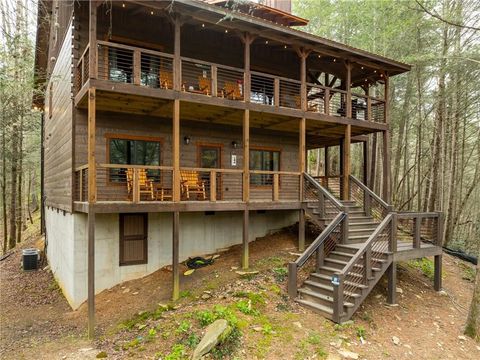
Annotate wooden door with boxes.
[198,144,222,200]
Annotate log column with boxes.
[86,0,97,340]
[241,33,253,269]
[382,74,391,202]
[341,125,351,200]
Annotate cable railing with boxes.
[396,212,442,249]
[349,175,391,222]
[77,41,388,123]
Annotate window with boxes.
[119,213,148,266]
[108,136,161,182]
[250,148,280,185]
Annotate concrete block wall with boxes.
[46,209,297,309]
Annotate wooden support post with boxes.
[173,100,180,202]
[324,88,330,115]
[88,1,97,79]
[172,211,180,300]
[413,216,421,249]
[87,210,95,339]
[382,130,391,203]
[210,170,216,201]
[324,146,329,177]
[274,78,280,106]
[273,173,279,201]
[315,243,325,272]
[298,208,305,251]
[387,262,397,304]
[299,117,306,198]
[339,140,344,199]
[437,212,445,246]
[287,262,297,298]
[434,254,442,291]
[88,88,96,202]
[79,170,83,202]
[242,210,249,269]
[173,18,182,91]
[211,65,217,97]
[133,169,140,203]
[367,97,372,121]
[342,125,351,200]
[363,140,369,185]
[133,49,141,86]
[242,32,253,101]
[332,274,344,323]
[341,212,349,244]
[390,212,397,253]
[243,110,250,202]
[345,62,352,118]
[364,245,372,283]
[384,74,389,124]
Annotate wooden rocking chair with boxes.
[222,81,242,100]
[126,168,155,201]
[198,77,212,95]
[180,170,206,200]
[159,71,173,89]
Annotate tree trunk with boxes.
[1,124,7,254]
[16,114,23,243]
[465,246,480,339]
[8,124,18,250]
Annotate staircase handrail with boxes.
[337,214,393,276]
[288,212,346,298]
[296,212,346,268]
[349,175,390,210]
[304,173,345,212]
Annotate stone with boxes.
[293,321,302,329]
[132,292,139,295]
[192,319,230,360]
[122,288,130,294]
[327,354,342,360]
[330,339,342,348]
[396,287,403,294]
[253,326,263,332]
[458,335,467,341]
[392,336,401,345]
[201,293,212,300]
[96,351,108,358]
[337,349,359,359]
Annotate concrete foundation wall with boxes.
[46,209,297,309]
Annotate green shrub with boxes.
[164,344,186,360]
[235,299,259,316]
[408,258,434,280]
[273,267,288,282]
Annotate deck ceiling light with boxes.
[284,45,287,49]
[150,11,154,15]
[225,29,228,33]
[184,136,191,145]
[374,70,377,73]
[317,54,321,58]
[333,58,336,62]
[122,3,125,8]
[265,40,269,44]
[202,23,205,28]
[361,66,364,70]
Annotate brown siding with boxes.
[44,23,73,211]
[74,111,299,202]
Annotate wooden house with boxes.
[34,0,443,336]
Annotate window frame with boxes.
[105,133,163,186]
[119,213,148,266]
[249,146,281,187]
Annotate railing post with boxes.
[274,77,280,107]
[211,65,217,97]
[133,169,140,203]
[367,97,372,121]
[413,215,421,249]
[341,211,349,244]
[210,170,216,202]
[324,88,330,115]
[79,170,83,202]
[364,244,372,283]
[315,243,325,273]
[436,212,444,246]
[287,262,297,298]
[390,212,397,253]
[273,173,279,201]
[332,273,344,323]
[364,192,372,217]
[133,49,141,85]
[318,193,325,218]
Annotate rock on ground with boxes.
[192,319,230,360]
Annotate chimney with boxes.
[264,0,291,13]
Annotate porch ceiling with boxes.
[77,90,375,147]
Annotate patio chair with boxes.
[222,81,242,100]
[126,168,155,200]
[180,170,207,200]
[198,77,212,95]
[159,71,173,89]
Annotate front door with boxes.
[198,144,222,200]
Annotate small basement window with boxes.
[119,213,148,266]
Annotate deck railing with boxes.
[76,41,386,122]
[74,164,301,203]
[395,212,443,250]
[349,175,391,221]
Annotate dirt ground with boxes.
[1,224,479,360]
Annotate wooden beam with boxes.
[87,210,95,339]
[173,100,180,201]
[324,146,329,177]
[363,140,369,184]
[242,210,249,269]
[382,130,391,202]
[89,1,97,79]
[243,109,250,202]
[88,88,96,203]
[173,18,182,91]
[172,211,180,300]
[434,255,442,291]
[384,73,389,123]
[345,61,352,118]
[298,208,305,251]
[387,262,397,304]
[241,32,254,102]
[342,124,351,200]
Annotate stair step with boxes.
[349,221,380,228]
[325,258,348,267]
[310,273,368,289]
[334,244,359,255]
[298,288,355,308]
[295,299,335,316]
[329,251,355,261]
[304,280,362,298]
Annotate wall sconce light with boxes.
[231,141,239,149]
[184,136,191,145]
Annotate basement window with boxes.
[119,213,148,266]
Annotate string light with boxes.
[284,45,287,49]
[202,23,205,28]
[374,70,377,73]
[150,11,154,15]
[361,66,364,70]
[333,58,336,62]
[317,54,321,58]
[122,3,125,8]
[265,40,269,44]
[225,29,228,33]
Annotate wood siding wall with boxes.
[75,111,300,202]
[44,23,73,211]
